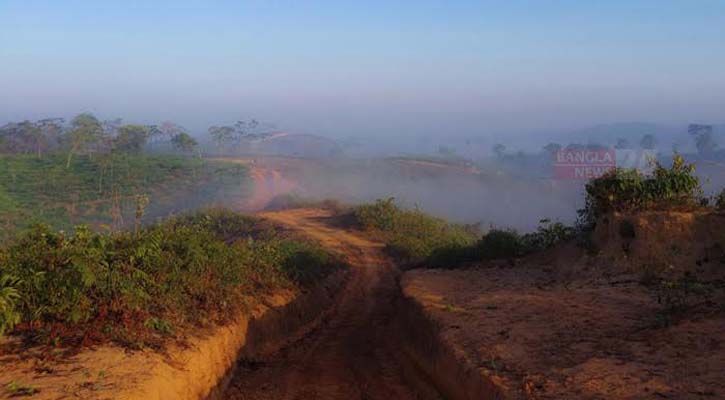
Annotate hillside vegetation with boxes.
[349,155,721,268]
[0,209,342,349]
[0,154,250,240]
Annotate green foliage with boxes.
[354,200,576,266]
[0,274,22,336]
[114,125,149,154]
[521,219,576,252]
[716,189,725,211]
[171,132,198,153]
[0,209,340,348]
[472,219,575,260]
[264,193,345,213]
[580,154,702,224]
[66,113,103,168]
[5,381,39,396]
[475,229,523,259]
[354,197,400,231]
[352,198,476,267]
[0,154,250,240]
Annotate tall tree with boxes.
[37,118,65,155]
[208,125,235,153]
[114,125,149,154]
[66,113,102,168]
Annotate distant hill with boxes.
[246,132,342,158]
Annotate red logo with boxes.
[554,149,616,179]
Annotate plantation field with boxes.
[0,154,251,239]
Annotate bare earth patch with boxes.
[402,266,724,399]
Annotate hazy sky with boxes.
[1,0,724,137]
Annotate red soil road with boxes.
[223,208,441,400]
[210,157,298,212]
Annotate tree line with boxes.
[0,114,199,167]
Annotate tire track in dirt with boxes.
[223,209,441,400]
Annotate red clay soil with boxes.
[223,209,441,400]
[402,264,725,400]
[211,157,299,211]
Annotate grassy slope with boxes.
[0,209,343,349]
[0,154,251,238]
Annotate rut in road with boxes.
[224,209,441,400]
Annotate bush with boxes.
[0,209,341,347]
[716,189,725,211]
[521,219,576,252]
[351,198,476,267]
[472,219,576,261]
[265,193,347,214]
[653,272,712,327]
[580,154,702,225]
[475,229,523,259]
[0,274,21,336]
[353,197,400,231]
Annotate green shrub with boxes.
[472,219,576,260]
[0,209,341,347]
[352,198,476,267]
[580,154,702,225]
[521,219,576,252]
[353,197,400,231]
[0,273,22,336]
[716,189,725,211]
[653,272,712,327]
[475,229,523,259]
[265,194,347,214]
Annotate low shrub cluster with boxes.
[473,219,576,260]
[265,193,345,213]
[716,189,725,211]
[0,209,341,348]
[352,199,576,266]
[352,198,476,267]
[579,154,702,225]
[652,271,714,327]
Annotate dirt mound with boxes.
[593,211,725,273]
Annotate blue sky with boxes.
[1,0,724,137]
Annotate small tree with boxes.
[66,113,102,168]
[114,125,149,154]
[37,118,65,155]
[171,132,198,154]
[208,125,235,153]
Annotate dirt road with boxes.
[223,208,440,400]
